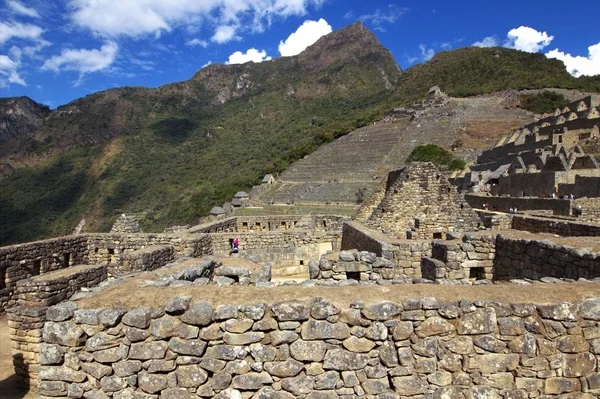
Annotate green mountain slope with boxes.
[1,23,599,246]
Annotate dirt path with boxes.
[0,314,34,399]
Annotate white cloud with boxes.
[360,5,408,31]
[68,0,326,39]
[186,38,208,47]
[226,48,271,65]
[8,1,41,18]
[0,54,26,87]
[546,43,600,77]
[278,18,332,57]
[202,60,213,68]
[505,26,553,52]
[419,44,435,61]
[41,41,119,86]
[0,21,44,44]
[473,36,498,48]
[211,25,239,43]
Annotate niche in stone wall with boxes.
[433,232,443,239]
[31,259,41,276]
[346,271,360,281]
[63,253,71,268]
[0,268,5,290]
[469,267,485,280]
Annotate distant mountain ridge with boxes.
[0,22,599,245]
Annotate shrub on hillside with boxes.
[406,144,465,171]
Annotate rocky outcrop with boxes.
[0,96,50,144]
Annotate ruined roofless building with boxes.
[356,162,481,239]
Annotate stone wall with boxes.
[494,235,600,281]
[511,214,600,237]
[0,236,89,311]
[7,264,108,386]
[465,194,572,216]
[341,221,430,278]
[575,198,600,222]
[209,231,341,276]
[110,214,142,233]
[14,265,107,308]
[423,234,496,282]
[34,296,600,398]
[359,163,481,239]
[474,210,513,230]
[120,246,175,274]
[312,250,398,282]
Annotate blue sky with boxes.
[1,0,598,108]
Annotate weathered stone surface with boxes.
[250,343,277,363]
[223,331,264,345]
[264,359,304,378]
[580,298,600,320]
[473,335,506,353]
[468,354,519,373]
[544,377,580,394]
[81,362,112,379]
[39,344,64,365]
[342,336,376,353]
[415,316,455,337]
[161,388,194,399]
[169,337,207,356]
[562,353,596,377]
[46,304,75,322]
[165,296,192,314]
[379,340,399,367]
[100,375,127,392]
[181,301,215,326]
[289,340,327,362]
[538,302,579,321]
[253,387,295,399]
[211,370,232,390]
[444,336,473,355]
[43,321,86,347]
[314,370,339,390]
[391,376,427,396]
[457,308,496,335]
[99,308,126,327]
[40,366,86,383]
[310,297,340,320]
[129,341,169,360]
[323,349,369,370]
[86,332,120,351]
[176,365,208,387]
[93,344,128,363]
[122,307,153,329]
[301,320,350,340]
[138,371,168,394]
[223,318,254,333]
[149,315,182,339]
[363,377,390,394]
[362,301,402,321]
[112,360,142,377]
[204,345,247,361]
[231,372,273,390]
[281,373,314,395]
[270,301,310,321]
[392,321,413,341]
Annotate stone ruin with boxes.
[110,214,142,234]
[3,162,600,398]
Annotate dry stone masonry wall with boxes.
[36,296,600,398]
[359,163,481,239]
[121,246,176,274]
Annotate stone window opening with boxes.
[94,247,99,254]
[346,271,360,281]
[322,220,327,228]
[31,259,41,276]
[0,268,6,290]
[469,267,485,280]
[299,260,304,266]
[63,253,71,268]
[460,203,464,209]
[281,222,286,230]
[433,232,443,239]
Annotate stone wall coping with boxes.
[23,264,105,284]
[72,282,600,310]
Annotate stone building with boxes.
[357,162,481,239]
[109,214,142,233]
[454,95,600,198]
